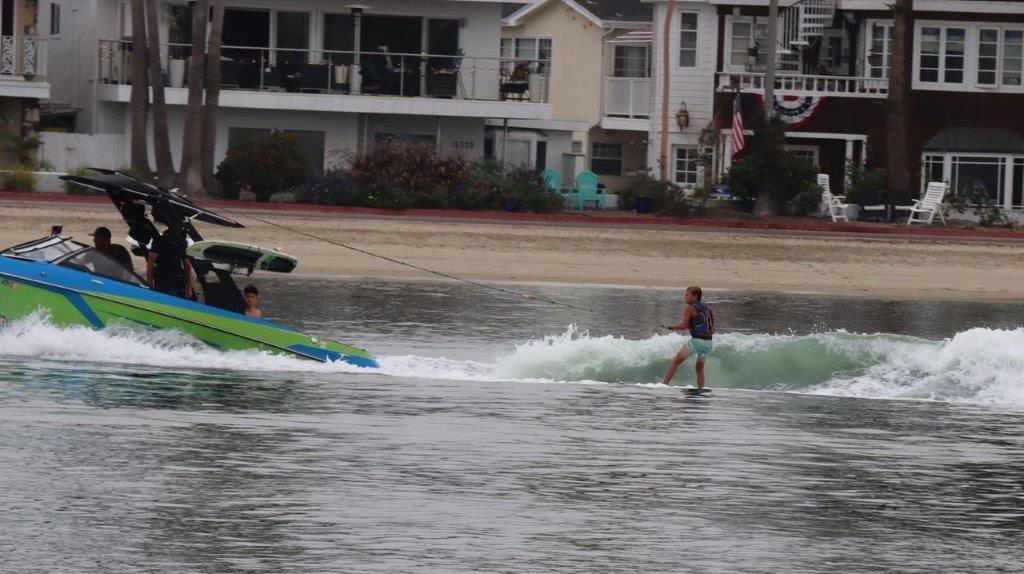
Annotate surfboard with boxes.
[186,240,298,274]
[682,386,712,396]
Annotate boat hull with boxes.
[0,255,379,368]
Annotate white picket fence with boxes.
[37,132,127,172]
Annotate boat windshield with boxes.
[3,236,87,262]
[57,248,147,287]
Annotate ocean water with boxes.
[1,278,1023,573]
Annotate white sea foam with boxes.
[2,316,1022,407]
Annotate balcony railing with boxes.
[604,77,652,118]
[0,36,46,80]
[98,40,550,103]
[717,71,889,98]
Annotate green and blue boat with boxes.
[0,170,379,368]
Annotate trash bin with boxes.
[635,196,653,214]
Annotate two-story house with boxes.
[38,0,552,173]
[499,0,652,192]
[647,0,1024,208]
[0,0,48,168]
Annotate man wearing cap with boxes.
[90,226,134,272]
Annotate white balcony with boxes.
[97,40,551,120]
[602,77,652,131]
[717,71,889,98]
[0,36,49,99]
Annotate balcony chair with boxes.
[299,63,331,92]
[426,50,463,98]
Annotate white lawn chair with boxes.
[899,181,948,225]
[817,173,849,222]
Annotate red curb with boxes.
[3,191,1022,240]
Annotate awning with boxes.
[607,27,652,44]
[921,127,1024,154]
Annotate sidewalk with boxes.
[3,191,1022,241]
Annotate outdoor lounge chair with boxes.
[817,174,849,222]
[541,169,561,191]
[898,181,948,225]
[574,170,605,210]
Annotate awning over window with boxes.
[607,27,652,44]
[922,127,1024,154]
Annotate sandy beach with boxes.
[3,199,1024,301]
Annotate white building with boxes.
[38,0,552,172]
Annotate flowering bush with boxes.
[216,130,310,201]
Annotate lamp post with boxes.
[349,5,366,95]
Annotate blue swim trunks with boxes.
[685,337,714,357]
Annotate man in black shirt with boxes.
[90,226,134,272]
[146,229,194,299]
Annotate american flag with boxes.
[731,89,745,155]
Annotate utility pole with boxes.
[764,0,779,119]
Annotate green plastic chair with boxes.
[574,170,604,210]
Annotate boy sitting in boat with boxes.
[243,285,262,318]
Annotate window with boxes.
[591,143,623,176]
[506,139,532,168]
[923,154,945,185]
[59,249,144,286]
[1014,159,1024,207]
[918,26,965,84]
[727,18,767,71]
[50,3,61,36]
[614,45,650,78]
[1004,30,1023,86]
[867,21,892,79]
[674,147,699,185]
[501,37,552,72]
[730,22,752,67]
[952,156,1005,203]
[785,145,819,167]
[679,12,698,67]
[275,11,310,65]
[977,28,998,86]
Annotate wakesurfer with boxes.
[661,286,714,388]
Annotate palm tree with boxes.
[145,0,175,184]
[201,1,225,194]
[129,0,149,175]
[886,0,913,204]
[178,0,209,196]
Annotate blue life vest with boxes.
[690,301,714,339]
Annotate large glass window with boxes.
[591,143,623,176]
[1014,159,1024,207]
[679,12,698,67]
[923,154,945,185]
[918,26,965,84]
[868,22,893,79]
[1003,30,1023,86]
[276,12,310,65]
[674,146,699,185]
[614,45,650,78]
[228,128,326,172]
[952,156,1005,203]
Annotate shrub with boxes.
[216,130,310,201]
[2,133,43,169]
[845,162,888,205]
[727,116,819,214]
[63,166,103,195]
[948,184,1014,228]
[346,140,472,209]
[269,191,297,204]
[2,169,36,193]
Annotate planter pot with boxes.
[634,196,653,214]
[169,59,186,88]
[333,65,349,84]
[844,204,859,221]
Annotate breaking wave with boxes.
[1,316,1022,407]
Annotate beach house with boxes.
[499,0,653,192]
[0,0,48,169]
[36,0,551,172]
[645,0,1024,206]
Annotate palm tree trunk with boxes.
[886,0,913,202]
[201,1,224,194]
[145,0,175,184]
[179,0,209,196]
[129,0,150,175]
